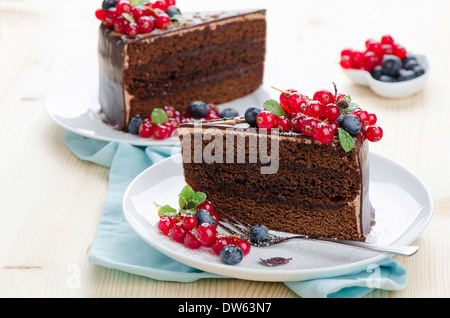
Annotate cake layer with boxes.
[183,163,360,205]
[128,63,264,120]
[98,9,267,131]
[200,188,365,241]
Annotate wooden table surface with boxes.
[0,0,448,298]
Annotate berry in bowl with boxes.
[340,35,430,98]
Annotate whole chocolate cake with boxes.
[177,88,383,241]
[97,3,266,131]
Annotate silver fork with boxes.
[217,214,418,257]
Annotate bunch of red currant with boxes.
[253,87,383,145]
[129,102,221,140]
[157,200,251,263]
[340,34,407,73]
[95,0,180,36]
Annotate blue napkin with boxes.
[63,130,408,297]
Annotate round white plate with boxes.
[342,54,430,99]
[44,64,294,146]
[122,152,433,282]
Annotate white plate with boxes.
[342,54,430,99]
[122,152,433,282]
[44,64,293,146]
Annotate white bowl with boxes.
[342,54,430,98]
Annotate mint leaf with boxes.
[131,0,151,6]
[338,128,355,152]
[178,185,207,209]
[156,204,177,217]
[340,101,360,114]
[263,99,288,117]
[122,13,135,24]
[151,108,169,125]
[171,14,186,25]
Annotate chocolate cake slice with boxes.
[177,117,374,241]
[98,9,266,131]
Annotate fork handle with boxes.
[311,237,419,256]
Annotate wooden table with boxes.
[0,0,448,298]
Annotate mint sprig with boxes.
[338,128,355,152]
[263,99,288,117]
[151,108,169,125]
[178,185,207,210]
[156,204,178,217]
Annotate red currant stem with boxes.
[271,86,313,100]
[332,82,338,104]
[271,86,291,95]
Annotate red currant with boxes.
[354,110,370,127]
[300,117,318,136]
[138,16,156,34]
[181,215,198,230]
[328,120,338,132]
[323,103,341,121]
[305,100,324,118]
[95,8,106,21]
[164,0,176,11]
[286,93,307,113]
[381,44,394,55]
[169,222,187,243]
[279,89,297,112]
[366,41,382,54]
[381,35,394,45]
[114,15,127,33]
[340,55,352,69]
[275,116,291,131]
[313,89,335,107]
[154,123,172,139]
[103,8,117,26]
[158,216,177,235]
[394,45,407,59]
[204,104,220,120]
[291,113,306,132]
[153,0,166,10]
[138,119,154,138]
[185,229,202,249]
[368,113,377,125]
[116,0,132,16]
[313,122,335,144]
[212,235,231,255]
[340,48,354,57]
[230,237,251,256]
[256,110,277,129]
[349,51,364,68]
[156,14,171,29]
[196,223,217,246]
[363,51,380,72]
[196,200,214,213]
[365,125,383,142]
[125,23,139,36]
[131,5,147,20]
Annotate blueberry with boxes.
[341,114,362,136]
[370,65,383,80]
[397,69,416,81]
[166,5,181,17]
[403,59,420,71]
[195,209,216,226]
[336,113,346,125]
[102,0,117,11]
[250,224,269,242]
[402,55,418,67]
[244,107,262,127]
[220,108,239,118]
[379,75,397,82]
[188,101,209,119]
[413,65,425,77]
[220,245,244,265]
[127,115,143,134]
[381,55,403,77]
